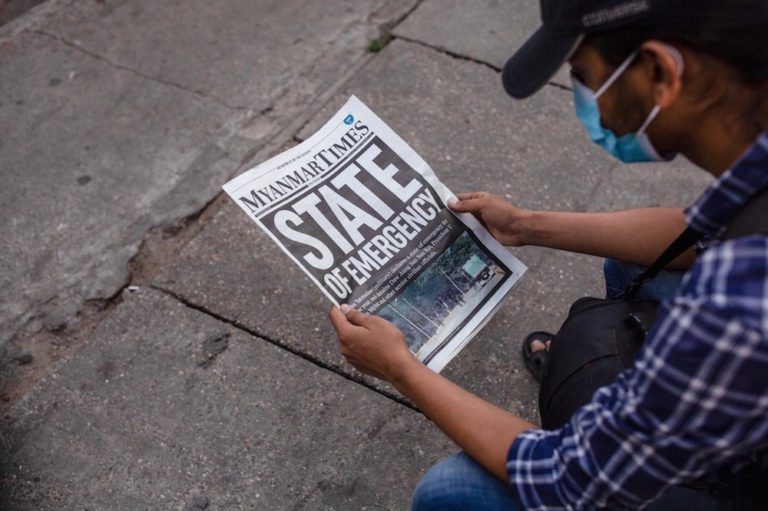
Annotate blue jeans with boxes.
[411,452,522,511]
[411,261,746,510]
[603,258,686,301]
[411,452,730,510]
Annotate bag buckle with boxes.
[617,279,645,300]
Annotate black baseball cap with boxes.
[502,0,683,98]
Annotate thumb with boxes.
[329,304,351,331]
[447,198,466,212]
[339,304,384,329]
[340,304,375,327]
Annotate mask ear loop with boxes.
[638,44,685,135]
[594,44,684,100]
[595,50,639,99]
[663,44,685,78]
[637,105,661,134]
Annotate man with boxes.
[330,1,768,508]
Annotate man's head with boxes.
[503,0,768,173]
[502,0,768,98]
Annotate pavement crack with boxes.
[151,286,422,414]
[394,33,501,72]
[369,0,425,36]
[32,29,252,112]
[392,35,571,92]
[548,81,573,93]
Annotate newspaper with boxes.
[223,96,526,372]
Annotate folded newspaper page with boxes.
[223,96,526,372]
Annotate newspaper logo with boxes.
[343,114,354,125]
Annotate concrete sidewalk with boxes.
[0,0,711,509]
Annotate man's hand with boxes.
[448,192,531,246]
[329,305,535,484]
[329,304,419,383]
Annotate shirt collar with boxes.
[685,132,768,236]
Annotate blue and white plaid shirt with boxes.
[507,133,768,509]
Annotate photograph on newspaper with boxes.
[223,96,526,372]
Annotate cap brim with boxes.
[502,26,582,99]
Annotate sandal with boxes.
[522,331,554,382]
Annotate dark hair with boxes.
[586,3,768,84]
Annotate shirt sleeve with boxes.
[506,238,768,510]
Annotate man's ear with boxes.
[639,40,684,109]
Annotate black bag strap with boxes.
[619,185,768,300]
[618,227,701,300]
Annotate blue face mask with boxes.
[572,46,684,163]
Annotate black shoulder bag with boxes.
[540,187,768,430]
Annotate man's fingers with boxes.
[450,198,483,213]
[449,192,487,213]
[329,305,352,332]
[330,305,374,335]
[455,192,485,201]
[341,305,377,328]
